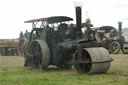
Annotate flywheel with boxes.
[28,40,50,70]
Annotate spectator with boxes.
[20,31,24,38]
[24,30,30,39]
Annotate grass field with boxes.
[0,55,128,85]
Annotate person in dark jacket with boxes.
[84,18,93,40]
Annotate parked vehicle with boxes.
[0,39,18,56]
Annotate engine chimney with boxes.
[75,6,82,36]
[118,22,122,34]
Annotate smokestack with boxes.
[118,22,122,34]
[75,6,82,34]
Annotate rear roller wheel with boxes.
[122,42,128,54]
[28,40,50,70]
[109,41,120,54]
[29,41,42,69]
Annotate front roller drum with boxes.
[73,47,112,74]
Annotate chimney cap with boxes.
[73,1,84,7]
[118,22,122,24]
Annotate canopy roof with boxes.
[24,16,73,24]
[99,26,115,30]
[98,26,116,32]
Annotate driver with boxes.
[84,18,94,40]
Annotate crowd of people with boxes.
[19,30,30,56]
[19,30,30,39]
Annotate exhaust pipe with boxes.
[75,6,82,37]
[118,22,122,34]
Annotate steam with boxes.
[73,1,84,7]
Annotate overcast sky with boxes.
[0,0,128,39]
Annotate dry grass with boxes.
[0,56,24,68]
[0,54,128,85]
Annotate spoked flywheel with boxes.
[109,41,120,54]
[29,41,42,69]
[73,47,112,74]
[28,40,50,70]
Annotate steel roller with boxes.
[74,47,112,74]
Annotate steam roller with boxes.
[23,4,112,75]
[27,39,112,74]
